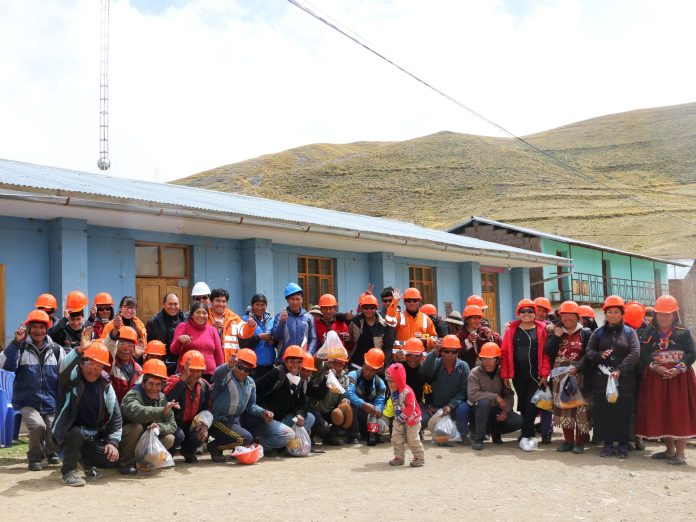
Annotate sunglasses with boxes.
[442,349,459,355]
[382,299,392,304]
[404,299,419,304]
[519,308,535,314]
[362,305,377,310]
[193,295,210,301]
[96,306,111,312]
[235,363,252,374]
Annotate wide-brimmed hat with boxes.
[330,402,353,429]
[445,310,464,326]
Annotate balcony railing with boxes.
[554,272,668,306]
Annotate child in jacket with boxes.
[385,363,424,467]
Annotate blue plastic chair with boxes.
[0,369,17,447]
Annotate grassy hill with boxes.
[173,102,696,259]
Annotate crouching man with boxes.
[118,359,178,475]
[52,328,122,487]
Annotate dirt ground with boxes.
[1,434,695,521]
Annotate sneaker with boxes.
[409,458,424,467]
[62,470,86,487]
[119,466,137,475]
[28,461,42,471]
[46,454,61,465]
[556,442,574,452]
[616,444,628,459]
[472,439,484,451]
[491,434,503,445]
[209,446,226,463]
[528,437,538,448]
[600,444,615,458]
[541,434,552,445]
[519,438,533,452]
[572,444,585,454]
[84,466,103,479]
[389,456,404,466]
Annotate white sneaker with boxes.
[519,438,532,451]
[528,437,538,448]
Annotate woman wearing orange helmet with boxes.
[585,295,640,459]
[349,293,395,367]
[456,304,502,371]
[578,305,598,331]
[635,295,696,465]
[86,292,115,339]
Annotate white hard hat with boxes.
[191,281,211,297]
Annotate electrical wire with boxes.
[286,0,696,230]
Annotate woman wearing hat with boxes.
[636,295,696,465]
[456,305,502,371]
[445,311,464,335]
[585,295,640,459]
[501,299,550,451]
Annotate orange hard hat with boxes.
[301,352,317,372]
[93,292,114,306]
[283,345,305,361]
[463,305,483,318]
[182,350,207,370]
[533,297,552,311]
[35,293,58,310]
[558,300,579,315]
[364,348,385,369]
[318,294,337,307]
[25,309,52,327]
[233,443,263,465]
[83,341,111,367]
[65,290,89,313]
[145,340,167,356]
[141,359,168,380]
[479,342,501,358]
[236,348,257,368]
[118,326,138,343]
[516,299,537,316]
[404,337,424,354]
[441,334,461,350]
[420,304,438,316]
[466,295,487,308]
[359,294,379,307]
[624,302,646,329]
[577,305,595,319]
[654,294,679,314]
[403,287,422,300]
[602,295,625,311]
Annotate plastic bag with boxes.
[556,374,585,409]
[378,417,390,435]
[286,423,312,457]
[431,409,461,444]
[531,387,553,412]
[382,398,395,418]
[232,443,263,465]
[315,331,349,360]
[606,376,619,404]
[326,369,345,394]
[135,427,174,472]
[191,410,213,429]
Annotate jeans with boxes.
[60,426,117,475]
[241,413,296,450]
[21,407,58,462]
[472,399,523,441]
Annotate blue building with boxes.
[0,160,571,346]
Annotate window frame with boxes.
[135,242,190,279]
[408,264,435,304]
[297,255,335,307]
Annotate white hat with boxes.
[191,281,212,297]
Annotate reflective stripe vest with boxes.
[385,301,437,341]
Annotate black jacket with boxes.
[146,309,187,350]
[585,323,640,397]
[254,364,308,419]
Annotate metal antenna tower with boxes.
[97,0,111,171]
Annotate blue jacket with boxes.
[210,363,265,423]
[240,311,276,367]
[0,336,64,414]
[52,349,122,447]
[346,369,386,411]
[271,307,317,358]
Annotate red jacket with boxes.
[314,317,352,352]
[501,320,550,380]
[386,363,421,427]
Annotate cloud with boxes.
[0,0,694,182]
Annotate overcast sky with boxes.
[1,0,694,182]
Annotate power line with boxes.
[286,0,696,230]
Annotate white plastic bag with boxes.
[431,408,461,444]
[326,369,345,394]
[135,427,175,472]
[315,330,349,360]
[531,387,553,412]
[606,376,619,404]
[286,423,312,457]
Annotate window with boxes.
[297,256,335,307]
[409,265,435,304]
[136,243,188,278]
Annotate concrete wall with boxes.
[455,224,542,252]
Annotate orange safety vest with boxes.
[384,302,437,341]
[209,308,254,360]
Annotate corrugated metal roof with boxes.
[0,159,568,264]
[449,216,688,267]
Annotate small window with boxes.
[136,243,189,278]
[297,256,335,307]
[409,265,435,304]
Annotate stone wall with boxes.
[677,267,696,331]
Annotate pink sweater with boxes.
[170,319,223,374]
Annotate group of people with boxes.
[1,281,695,488]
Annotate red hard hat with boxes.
[654,295,679,314]
[403,288,422,300]
[237,348,257,368]
[558,300,579,315]
[420,304,437,316]
[463,305,483,318]
[318,294,337,307]
[35,293,58,310]
[65,290,89,313]
[441,334,461,350]
[516,299,537,316]
[83,341,111,367]
[624,302,645,329]
[533,297,552,311]
[466,295,487,308]
[577,305,595,319]
[364,348,385,369]
[25,309,52,328]
[603,295,625,312]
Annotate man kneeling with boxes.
[52,329,121,487]
[467,342,522,450]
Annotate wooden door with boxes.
[136,278,190,322]
[481,272,499,333]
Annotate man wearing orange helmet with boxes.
[314,293,353,352]
[35,293,59,325]
[52,329,122,486]
[349,293,395,367]
[164,350,213,463]
[103,326,143,404]
[145,293,187,375]
[346,348,387,445]
[49,290,89,352]
[384,288,438,350]
[420,304,448,338]
[1,309,64,471]
[118,358,178,475]
[466,295,491,328]
[208,288,256,363]
[456,304,502,370]
[86,292,115,339]
[308,351,351,446]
